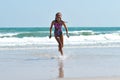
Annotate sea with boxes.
[0,27,120,48]
[0,27,120,80]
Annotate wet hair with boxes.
[56,12,62,17]
[55,12,62,22]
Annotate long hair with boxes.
[55,12,62,22]
[55,12,67,23]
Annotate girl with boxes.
[49,12,69,56]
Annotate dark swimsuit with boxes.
[54,21,62,37]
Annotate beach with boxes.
[0,46,120,80]
[0,27,120,80]
[1,0,120,79]
[56,77,120,80]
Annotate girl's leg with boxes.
[58,35,63,51]
[60,35,63,47]
[55,36,63,55]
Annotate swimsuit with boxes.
[54,21,62,37]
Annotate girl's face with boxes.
[56,17,61,22]
[55,12,62,22]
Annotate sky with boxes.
[0,0,120,27]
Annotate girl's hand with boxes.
[49,35,52,39]
[66,33,69,38]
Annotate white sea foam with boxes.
[0,33,120,47]
[0,33,18,37]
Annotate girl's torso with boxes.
[53,20,63,36]
[54,21,62,30]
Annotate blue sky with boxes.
[0,0,120,27]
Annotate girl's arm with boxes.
[62,21,69,38]
[49,21,54,38]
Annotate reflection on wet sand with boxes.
[58,60,64,78]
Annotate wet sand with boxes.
[0,47,120,80]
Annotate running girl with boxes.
[49,12,69,56]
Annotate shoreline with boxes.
[55,77,120,80]
[0,45,120,80]
[0,45,120,50]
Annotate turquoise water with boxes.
[0,27,120,79]
[0,27,120,47]
[0,27,120,37]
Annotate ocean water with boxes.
[0,47,120,80]
[0,27,120,80]
[0,27,120,47]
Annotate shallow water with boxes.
[0,47,120,80]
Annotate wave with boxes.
[1,30,120,38]
[0,28,120,47]
[0,33,120,47]
[68,30,95,36]
[0,31,50,38]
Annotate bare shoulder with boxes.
[52,20,55,24]
[61,20,65,24]
[61,20,66,25]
